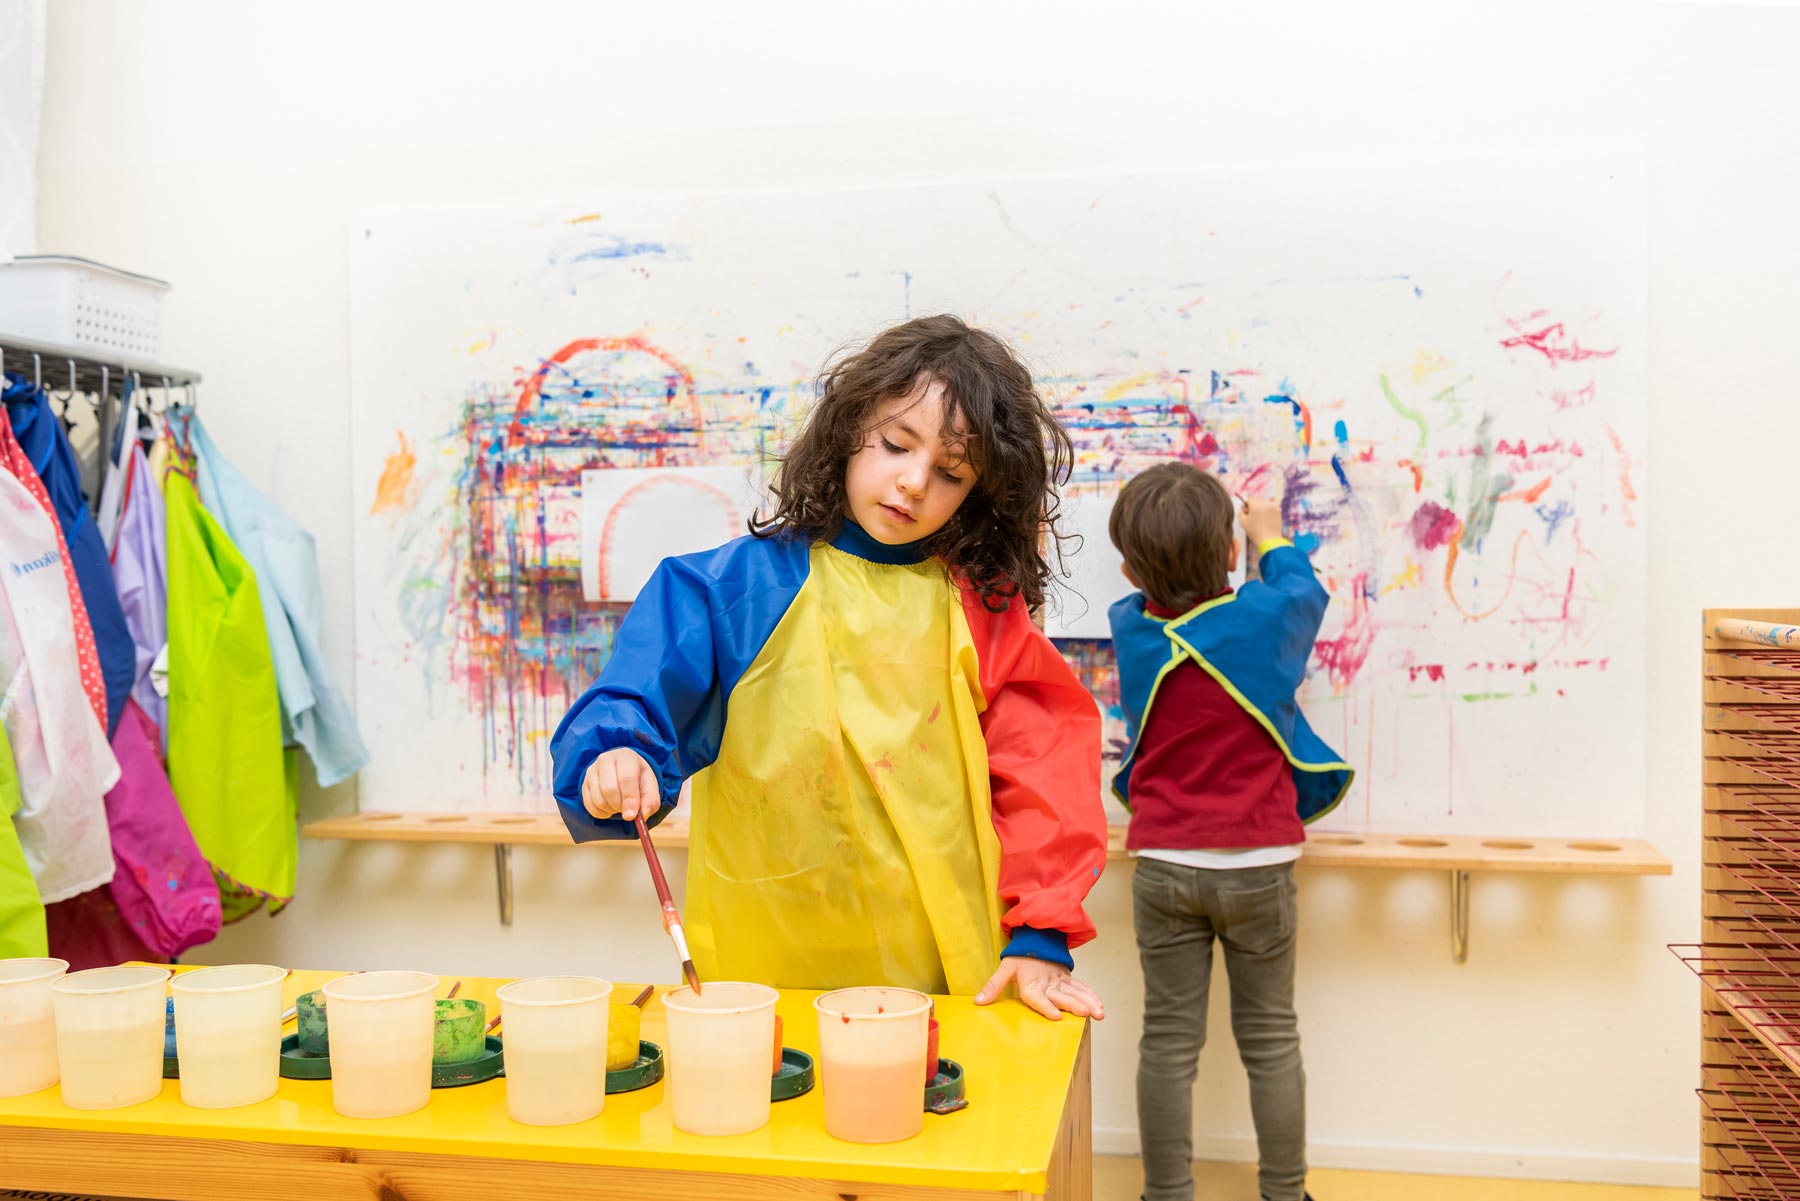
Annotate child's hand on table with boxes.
[581,747,663,822]
[975,956,1106,1022]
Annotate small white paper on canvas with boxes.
[580,466,764,602]
[1046,489,1124,639]
[1047,486,1248,639]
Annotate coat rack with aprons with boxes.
[0,330,203,488]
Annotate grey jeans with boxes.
[1133,856,1306,1201]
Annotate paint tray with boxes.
[925,1056,967,1114]
[770,1047,814,1102]
[433,1035,504,1088]
[277,1033,333,1080]
[605,1039,665,1094]
[276,1034,507,1087]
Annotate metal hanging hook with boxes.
[67,358,90,410]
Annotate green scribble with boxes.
[1379,373,1429,450]
[1461,682,1537,703]
[1428,375,1476,428]
[988,192,1035,249]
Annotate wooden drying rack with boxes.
[1675,609,1800,1199]
[302,810,1668,963]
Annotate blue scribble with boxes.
[1296,532,1322,555]
[565,238,669,263]
[1331,454,1350,488]
[1334,420,1349,443]
[1535,498,1574,544]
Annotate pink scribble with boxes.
[1313,580,1374,688]
[1500,321,1618,366]
[1408,664,1447,683]
[1408,502,1459,551]
[1548,383,1598,411]
[1496,439,1584,457]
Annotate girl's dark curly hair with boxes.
[750,314,1073,612]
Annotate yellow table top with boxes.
[0,967,1087,1192]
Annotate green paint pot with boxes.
[296,989,329,1056]
[433,998,487,1065]
[433,1035,503,1087]
[604,1039,664,1095]
[926,1056,967,1114]
[770,1047,814,1102]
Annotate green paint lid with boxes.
[605,1039,665,1094]
[771,1047,815,1102]
[278,1032,332,1080]
[926,1056,968,1114]
[433,1035,503,1088]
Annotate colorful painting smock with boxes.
[1109,541,1353,824]
[551,524,1107,995]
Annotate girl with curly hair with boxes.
[551,315,1108,1019]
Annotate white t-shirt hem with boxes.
[1135,845,1302,870]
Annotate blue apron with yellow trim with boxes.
[1109,544,1353,823]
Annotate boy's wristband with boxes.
[1256,536,1294,556]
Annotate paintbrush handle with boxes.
[635,816,699,985]
[634,816,676,905]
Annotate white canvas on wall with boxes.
[350,153,1645,836]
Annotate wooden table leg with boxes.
[1041,1021,1093,1201]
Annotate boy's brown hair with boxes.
[1108,462,1236,612]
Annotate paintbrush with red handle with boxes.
[634,815,701,995]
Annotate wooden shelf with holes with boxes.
[302,811,1668,874]
[301,783,1665,963]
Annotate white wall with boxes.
[0,0,45,259]
[33,0,1800,1185]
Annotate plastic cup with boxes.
[169,964,286,1108]
[51,965,171,1110]
[814,986,931,1143]
[321,970,437,1118]
[0,958,68,1097]
[662,982,778,1136]
[495,976,612,1125]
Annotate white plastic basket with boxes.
[0,255,170,359]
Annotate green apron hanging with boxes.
[0,731,49,957]
[163,468,292,911]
